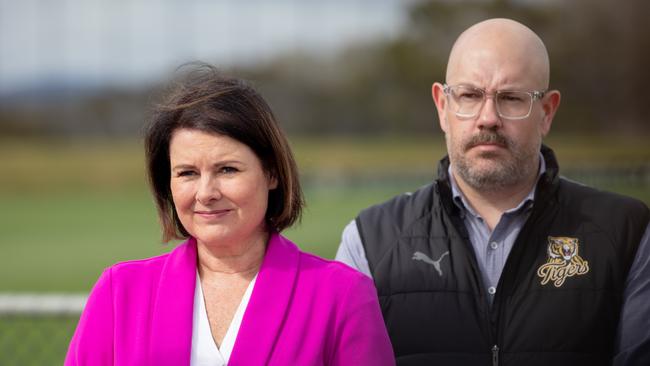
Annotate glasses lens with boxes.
[496,91,532,119]
[449,86,484,117]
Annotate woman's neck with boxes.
[196,231,268,277]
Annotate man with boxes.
[336,18,650,366]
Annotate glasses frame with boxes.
[443,83,546,120]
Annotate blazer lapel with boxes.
[149,238,197,365]
[228,233,300,365]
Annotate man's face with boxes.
[433,43,556,191]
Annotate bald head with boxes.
[446,18,550,89]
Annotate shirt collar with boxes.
[449,151,546,218]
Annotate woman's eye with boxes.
[177,170,196,177]
[220,166,238,174]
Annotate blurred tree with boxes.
[1,0,648,138]
[549,0,650,135]
[242,0,650,137]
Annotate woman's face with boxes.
[169,128,277,250]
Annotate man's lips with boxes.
[467,142,507,151]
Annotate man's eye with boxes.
[459,92,482,100]
[499,93,525,103]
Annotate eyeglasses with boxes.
[443,84,546,120]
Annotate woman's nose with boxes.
[195,175,221,204]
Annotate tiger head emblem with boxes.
[537,236,589,287]
[547,236,579,262]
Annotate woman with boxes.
[65,65,394,365]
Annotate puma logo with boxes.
[412,251,450,276]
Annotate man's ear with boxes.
[432,82,449,133]
[540,90,561,137]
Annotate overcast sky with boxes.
[0,0,407,93]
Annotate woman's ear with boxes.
[268,172,278,190]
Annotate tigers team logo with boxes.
[536,236,589,287]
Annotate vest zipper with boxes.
[492,345,499,366]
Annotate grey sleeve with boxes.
[614,223,650,365]
[335,220,373,279]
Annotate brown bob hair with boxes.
[145,64,303,242]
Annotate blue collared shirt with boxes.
[447,155,546,303]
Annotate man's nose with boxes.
[476,95,501,129]
[196,175,222,204]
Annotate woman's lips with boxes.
[194,209,232,219]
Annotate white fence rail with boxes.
[0,294,87,315]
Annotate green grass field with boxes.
[0,185,419,291]
[0,136,648,291]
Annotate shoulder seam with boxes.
[109,251,170,270]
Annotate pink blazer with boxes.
[65,233,395,365]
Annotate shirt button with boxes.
[490,241,499,250]
[488,286,497,295]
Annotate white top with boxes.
[190,271,257,366]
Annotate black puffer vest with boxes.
[357,146,649,366]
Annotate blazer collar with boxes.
[229,232,300,365]
[149,238,197,365]
[147,233,300,365]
